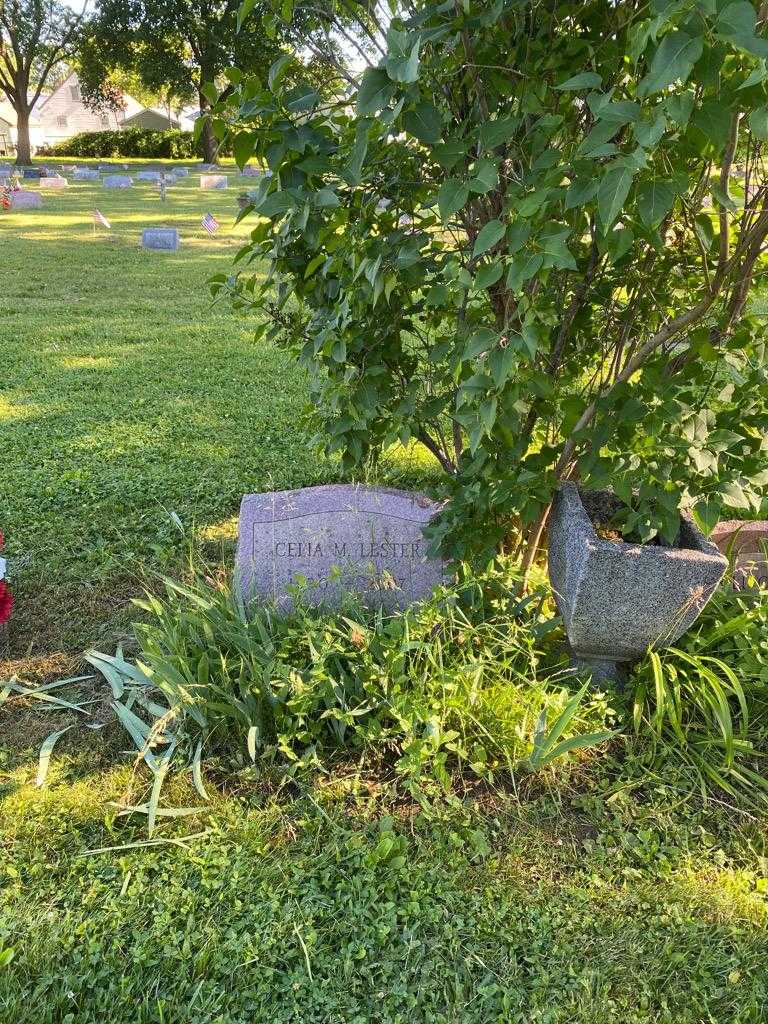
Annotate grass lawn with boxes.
[1,163,341,664]
[1,163,768,1024]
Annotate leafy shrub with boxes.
[87,561,613,820]
[40,127,203,159]
[215,0,768,565]
[630,581,768,803]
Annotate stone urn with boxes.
[548,483,727,683]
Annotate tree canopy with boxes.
[213,0,768,565]
[77,0,340,161]
[0,0,84,163]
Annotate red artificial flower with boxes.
[0,530,4,549]
[0,580,13,625]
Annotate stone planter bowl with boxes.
[548,483,727,683]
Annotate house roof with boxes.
[122,107,181,128]
[36,69,142,119]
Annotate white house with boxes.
[0,98,42,154]
[35,71,144,148]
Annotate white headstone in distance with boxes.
[200,174,228,189]
[141,227,180,251]
[10,191,43,209]
[103,175,133,189]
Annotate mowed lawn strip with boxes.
[0,168,337,658]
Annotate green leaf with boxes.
[404,102,442,144]
[693,100,732,150]
[565,178,598,210]
[200,81,218,105]
[634,111,667,149]
[637,178,675,227]
[304,253,326,279]
[438,178,469,220]
[720,480,751,509]
[237,0,258,30]
[258,192,296,217]
[36,726,74,787]
[711,183,738,211]
[268,54,292,92]
[638,31,704,96]
[692,498,721,534]
[474,261,504,289]
[666,92,695,126]
[192,743,210,802]
[233,132,254,169]
[598,166,633,230]
[748,106,768,139]
[738,61,768,89]
[385,39,420,83]
[539,229,576,269]
[472,219,505,258]
[478,117,518,149]
[357,68,395,115]
[506,252,543,291]
[346,120,370,184]
[465,328,497,359]
[555,71,602,90]
[716,1,756,39]
[597,101,641,126]
[468,159,498,194]
[432,139,466,169]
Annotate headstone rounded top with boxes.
[236,484,446,612]
[10,190,43,209]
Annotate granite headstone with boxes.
[141,227,180,251]
[711,520,768,589]
[39,176,68,188]
[103,175,133,188]
[236,484,446,611]
[200,174,228,189]
[137,170,162,182]
[173,167,190,177]
[10,191,42,209]
[73,168,100,180]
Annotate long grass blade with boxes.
[36,726,74,787]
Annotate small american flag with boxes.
[202,212,219,235]
[92,209,111,229]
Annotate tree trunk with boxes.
[14,107,32,166]
[198,93,218,164]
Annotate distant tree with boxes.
[77,0,302,163]
[0,0,85,164]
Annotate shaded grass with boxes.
[1,770,767,1024]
